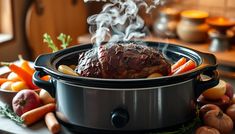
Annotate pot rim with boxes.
[34,41,217,88]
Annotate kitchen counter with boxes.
[0,44,235,134]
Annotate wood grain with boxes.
[26,0,88,59]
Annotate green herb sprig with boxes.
[43,33,59,52]
[43,33,72,52]
[0,105,24,125]
[57,33,72,49]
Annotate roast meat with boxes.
[76,43,171,78]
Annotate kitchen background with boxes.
[0,0,235,60]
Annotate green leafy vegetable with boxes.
[0,105,24,125]
[43,33,72,52]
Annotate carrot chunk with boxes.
[21,103,56,126]
[173,60,196,75]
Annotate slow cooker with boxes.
[33,41,219,133]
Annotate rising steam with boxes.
[84,0,164,46]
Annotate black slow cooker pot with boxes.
[33,41,219,133]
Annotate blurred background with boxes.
[0,0,235,63]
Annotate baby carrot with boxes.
[18,55,35,76]
[0,62,38,89]
[21,103,56,126]
[171,57,187,71]
[173,60,196,75]
[45,112,61,134]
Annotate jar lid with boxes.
[181,10,209,19]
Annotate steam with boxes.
[84,0,164,46]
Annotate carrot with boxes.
[0,62,38,89]
[18,55,35,76]
[45,112,61,134]
[172,60,196,75]
[41,75,50,81]
[171,57,187,71]
[21,103,56,126]
[0,78,9,86]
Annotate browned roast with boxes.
[76,43,171,78]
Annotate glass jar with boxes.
[177,10,209,43]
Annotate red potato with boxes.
[12,89,41,116]
[232,94,235,104]
[226,104,235,122]
[225,82,234,99]
[199,104,220,119]
[197,95,230,111]
[204,110,233,134]
[195,126,220,134]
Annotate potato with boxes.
[202,80,226,100]
[7,72,21,81]
[11,81,29,92]
[1,81,14,90]
[58,65,78,76]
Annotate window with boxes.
[0,0,13,43]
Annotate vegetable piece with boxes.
[0,78,10,86]
[39,89,55,104]
[197,95,230,111]
[21,103,56,126]
[57,33,72,49]
[43,33,72,52]
[195,126,220,134]
[43,33,59,52]
[147,73,162,78]
[225,82,234,99]
[202,80,226,100]
[232,94,235,104]
[172,60,196,75]
[171,57,187,72]
[45,112,61,134]
[1,81,14,90]
[11,81,29,92]
[204,110,233,134]
[226,104,235,122]
[7,72,21,81]
[0,105,24,125]
[69,65,76,70]
[0,62,38,89]
[41,75,50,81]
[18,55,35,76]
[199,104,220,119]
[12,89,42,116]
[58,65,78,76]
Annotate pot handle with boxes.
[195,70,219,98]
[33,71,55,97]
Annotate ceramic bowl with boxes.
[0,72,41,107]
[0,72,18,107]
